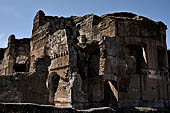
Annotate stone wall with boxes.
[0,11,169,109]
[0,55,51,104]
[0,35,30,75]
[115,14,169,107]
[0,73,49,104]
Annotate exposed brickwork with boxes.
[0,10,169,109]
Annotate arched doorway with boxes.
[48,72,60,104]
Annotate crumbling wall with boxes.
[48,29,73,107]
[30,10,78,72]
[0,35,30,75]
[72,13,119,108]
[29,11,169,109]
[0,73,48,104]
[0,11,169,109]
[115,15,169,107]
[0,55,50,104]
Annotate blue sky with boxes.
[0,0,170,48]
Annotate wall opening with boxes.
[13,64,27,72]
[0,49,5,61]
[126,44,147,73]
[157,47,166,71]
[104,80,118,107]
[88,48,100,78]
[53,75,60,94]
[48,73,60,104]
[167,50,170,73]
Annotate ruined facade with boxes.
[0,10,169,109]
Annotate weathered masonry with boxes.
[0,10,169,109]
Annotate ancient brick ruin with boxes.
[0,10,169,109]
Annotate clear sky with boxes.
[0,0,170,48]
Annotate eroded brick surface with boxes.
[0,11,169,109]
